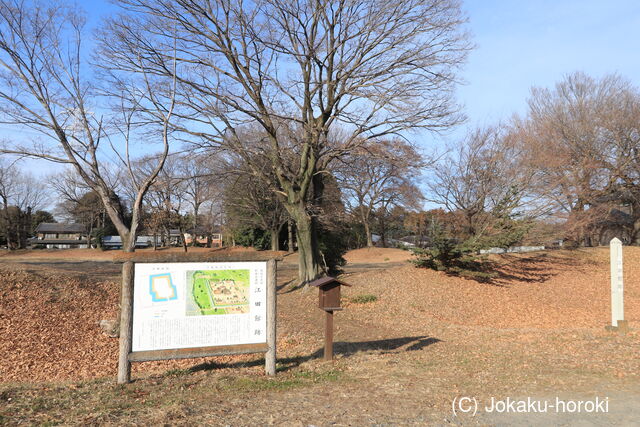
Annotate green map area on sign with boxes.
[186,269,250,316]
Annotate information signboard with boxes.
[132,262,267,352]
[116,255,277,384]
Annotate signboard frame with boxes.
[115,253,278,384]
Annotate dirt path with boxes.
[471,387,640,426]
[3,259,121,280]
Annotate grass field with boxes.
[192,276,213,313]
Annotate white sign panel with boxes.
[610,238,624,327]
[132,262,267,352]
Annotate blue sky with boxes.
[74,1,640,118]
[10,0,640,177]
[455,0,640,130]
[90,0,640,145]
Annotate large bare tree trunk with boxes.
[3,220,11,249]
[358,206,374,247]
[287,204,322,285]
[180,227,188,253]
[379,214,388,248]
[122,231,136,253]
[364,221,373,247]
[287,220,294,253]
[87,216,94,249]
[270,227,280,252]
[15,208,29,249]
[2,202,12,250]
[191,203,200,247]
[631,201,640,245]
[2,194,13,250]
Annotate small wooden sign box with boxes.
[114,252,280,384]
[310,276,351,361]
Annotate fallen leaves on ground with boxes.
[0,246,638,425]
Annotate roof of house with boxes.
[35,222,87,234]
[29,238,88,245]
[186,226,223,235]
[102,235,155,246]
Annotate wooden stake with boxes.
[265,259,277,375]
[117,261,134,384]
[324,310,334,361]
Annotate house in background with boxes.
[184,226,223,247]
[102,235,157,250]
[101,229,224,250]
[30,223,89,249]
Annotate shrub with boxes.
[411,221,497,282]
[317,224,348,276]
[412,245,496,282]
[232,227,271,250]
[350,294,378,304]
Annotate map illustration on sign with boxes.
[186,269,250,316]
[149,273,178,302]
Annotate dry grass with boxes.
[341,247,639,329]
[0,245,264,262]
[1,246,639,424]
[343,246,413,263]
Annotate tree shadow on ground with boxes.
[422,251,585,287]
[425,253,584,287]
[484,252,581,287]
[189,335,441,374]
[277,279,303,293]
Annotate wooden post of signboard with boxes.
[265,259,277,376]
[117,261,135,384]
[324,310,334,361]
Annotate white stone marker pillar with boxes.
[610,237,624,327]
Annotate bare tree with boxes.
[0,159,19,249]
[223,156,290,251]
[200,197,225,247]
[0,0,176,252]
[0,158,48,248]
[101,0,471,283]
[135,154,189,249]
[517,72,640,245]
[177,153,225,245]
[50,170,93,208]
[49,170,104,247]
[427,125,536,247]
[336,139,424,247]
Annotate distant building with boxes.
[390,235,432,248]
[168,229,183,246]
[102,235,158,250]
[31,223,88,249]
[100,229,224,250]
[185,226,223,248]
